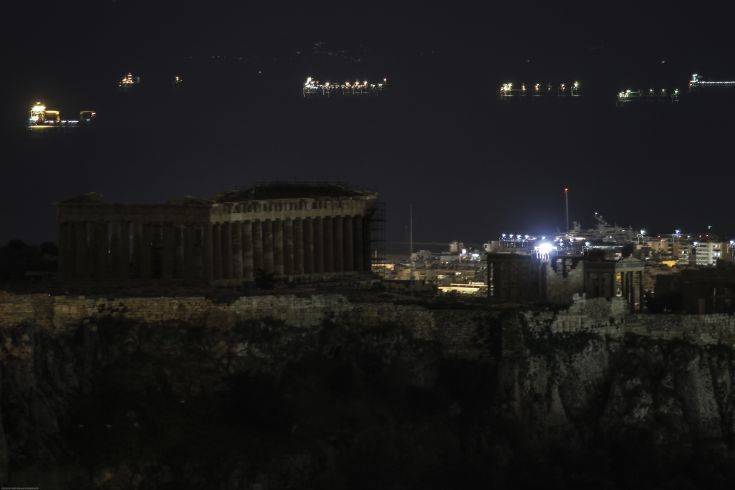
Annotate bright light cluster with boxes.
[28,102,95,128]
[618,88,679,102]
[29,102,46,123]
[499,81,581,97]
[534,242,557,261]
[303,76,387,96]
[118,73,140,88]
[689,73,735,87]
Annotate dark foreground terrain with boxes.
[2,303,735,489]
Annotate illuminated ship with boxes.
[302,76,388,97]
[616,88,679,105]
[27,102,96,130]
[688,73,735,91]
[118,72,141,90]
[498,81,581,99]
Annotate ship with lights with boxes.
[27,102,96,130]
[118,72,141,91]
[302,76,388,97]
[498,81,582,99]
[688,73,735,92]
[616,88,680,105]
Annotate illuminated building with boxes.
[57,183,380,286]
[690,240,727,266]
[302,76,387,97]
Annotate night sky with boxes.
[4,1,735,245]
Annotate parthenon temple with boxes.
[57,183,380,285]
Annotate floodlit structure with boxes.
[303,76,387,97]
[57,183,381,286]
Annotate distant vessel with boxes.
[27,102,96,130]
[303,76,387,97]
[499,81,581,99]
[688,73,735,91]
[616,88,679,106]
[118,72,141,91]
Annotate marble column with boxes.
[253,220,264,273]
[58,222,73,281]
[194,226,205,280]
[183,225,196,279]
[117,222,129,280]
[284,219,294,276]
[242,221,254,282]
[263,220,275,274]
[74,221,88,278]
[294,218,304,276]
[232,221,243,280]
[274,219,284,276]
[162,224,176,279]
[363,217,372,271]
[353,216,364,272]
[132,223,143,279]
[204,224,214,283]
[314,217,324,274]
[212,224,222,280]
[222,222,233,279]
[94,222,109,280]
[323,217,333,273]
[343,216,354,272]
[333,216,344,273]
[140,223,153,279]
[303,218,314,275]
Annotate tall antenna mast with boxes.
[564,186,570,231]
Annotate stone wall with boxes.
[2,292,735,351]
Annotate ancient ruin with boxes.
[57,183,379,285]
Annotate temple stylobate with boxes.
[57,183,380,285]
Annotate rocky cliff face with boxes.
[1,295,735,489]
